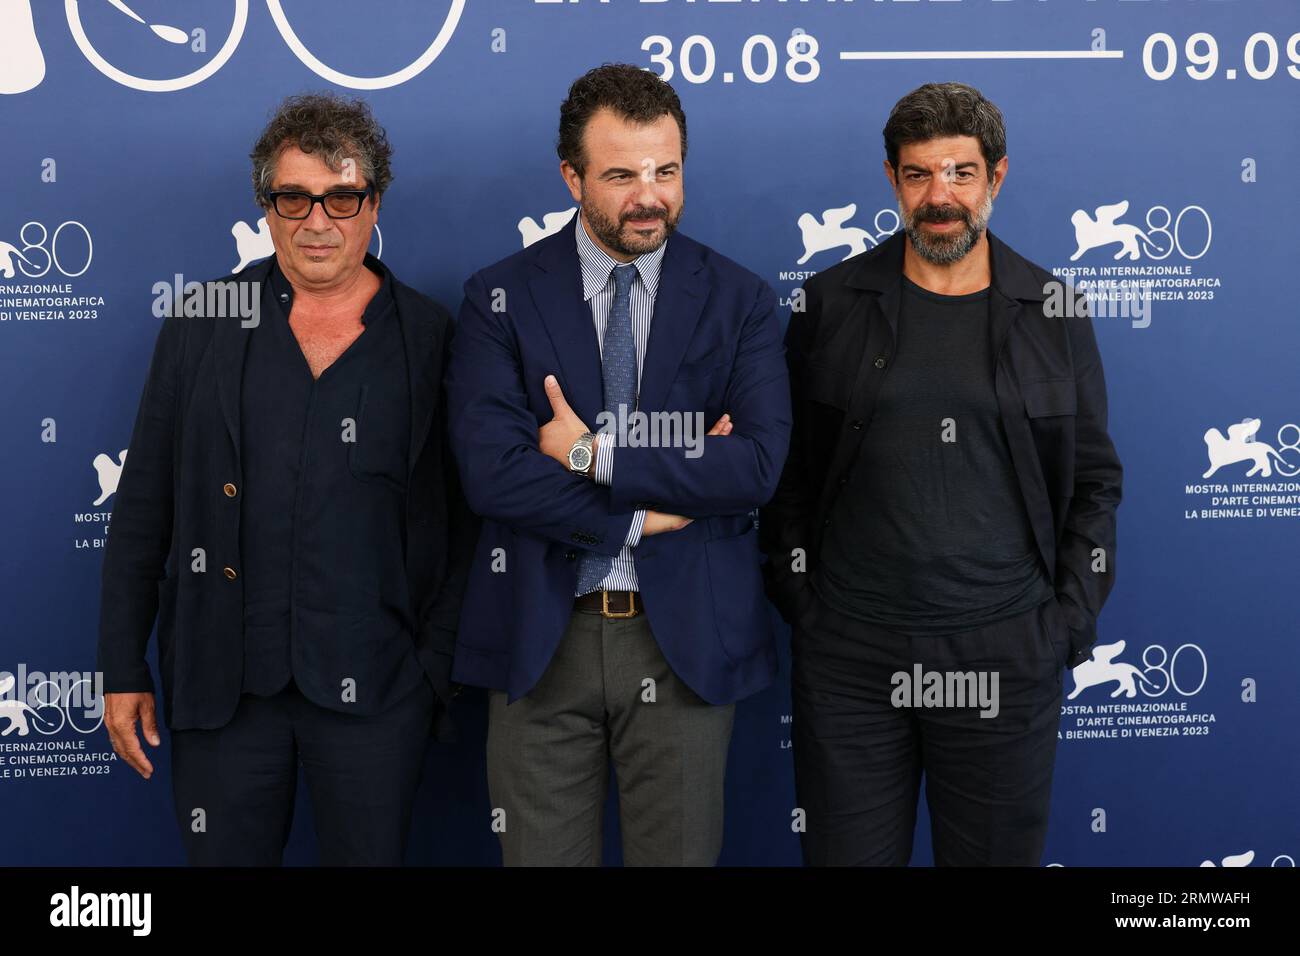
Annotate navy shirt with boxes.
[814,273,1053,634]
[238,258,422,705]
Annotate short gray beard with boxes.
[899,189,994,265]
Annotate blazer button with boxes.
[874,356,887,369]
[823,518,831,527]
[851,420,864,430]
[565,550,577,561]
[223,482,237,498]
[222,566,238,580]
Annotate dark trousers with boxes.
[486,608,735,866]
[792,593,1068,866]
[170,677,434,866]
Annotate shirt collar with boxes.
[267,253,393,326]
[845,227,1047,303]
[574,210,666,302]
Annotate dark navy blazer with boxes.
[447,225,792,705]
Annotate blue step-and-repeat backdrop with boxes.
[1,0,1296,867]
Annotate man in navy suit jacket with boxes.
[447,65,791,865]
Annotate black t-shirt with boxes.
[813,273,1053,635]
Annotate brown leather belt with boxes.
[575,589,642,619]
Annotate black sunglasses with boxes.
[263,185,375,220]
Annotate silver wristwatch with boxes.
[567,432,596,477]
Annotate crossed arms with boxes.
[446,271,791,548]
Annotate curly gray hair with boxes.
[250,92,393,206]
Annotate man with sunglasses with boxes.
[98,93,472,865]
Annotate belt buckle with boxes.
[601,590,637,619]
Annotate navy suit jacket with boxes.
[447,224,792,704]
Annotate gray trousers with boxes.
[487,608,735,866]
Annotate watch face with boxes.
[569,446,592,472]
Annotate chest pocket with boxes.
[676,355,727,381]
[667,354,728,412]
[1022,378,1077,418]
[348,384,409,492]
[803,362,854,412]
[1022,378,1076,497]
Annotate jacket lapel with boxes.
[838,230,903,442]
[636,235,707,414]
[212,260,269,458]
[394,269,442,479]
[527,228,604,427]
[986,227,1047,363]
[845,229,904,333]
[986,229,1056,574]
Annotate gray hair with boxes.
[882,82,1007,176]
[250,92,393,206]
